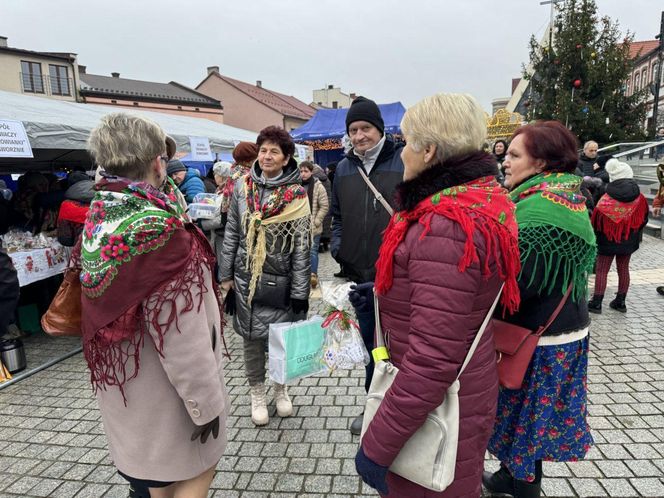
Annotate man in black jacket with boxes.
[330,96,404,434]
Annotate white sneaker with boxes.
[250,384,269,426]
[273,383,293,417]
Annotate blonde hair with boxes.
[400,93,487,164]
[87,113,166,180]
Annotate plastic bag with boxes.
[319,282,369,370]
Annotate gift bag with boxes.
[269,316,326,384]
[320,282,370,370]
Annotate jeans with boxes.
[310,234,321,274]
[354,307,375,393]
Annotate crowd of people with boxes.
[0,93,662,498]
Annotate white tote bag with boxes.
[360,287,502,492]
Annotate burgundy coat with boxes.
[362,214,501,498]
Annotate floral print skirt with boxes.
[487,336,593,481]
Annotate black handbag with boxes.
[252,272,291,309]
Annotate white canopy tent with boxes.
[0,90,257,171]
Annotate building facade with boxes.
[625,40,663,132]
[0,36,80,102]
[312,85,355,109]
[196,67,315,132]
[79,70,223,123]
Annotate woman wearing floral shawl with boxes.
[219,126,311,427]
[82,113,230,498]
[483,121,596,498]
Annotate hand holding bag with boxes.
[360,287,503,492]
[492,283,572,390]
[41,240,82,337]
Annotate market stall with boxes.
[2,231,67,287]
[291,102,406,165]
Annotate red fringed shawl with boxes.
[374,176,521,314]
[591,193,649,243]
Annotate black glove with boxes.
[291,298,309,315]
[224,288,236,316]
[348,282,374,314]
[190,416,220,444]
[355,446,389,495]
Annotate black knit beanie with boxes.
[345,96,384,135]
[596,154,613,169]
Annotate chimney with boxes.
[0,36,7,48]
[111,72,120,78]
[350,92,356,100]
[207,65,219,75]
[78,65,86,74]
[256,80,262,88]
[328,84,333,90]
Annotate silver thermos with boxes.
[1,339,27,374]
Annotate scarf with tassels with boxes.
[592,193,648,243]
[80,176,224,402]
[243,175,310,304]
[510,172,596,301]
[374,176,521,314]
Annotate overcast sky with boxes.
[1,0,659,113]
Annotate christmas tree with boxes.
[523,0,648,144]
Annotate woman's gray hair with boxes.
[213,161,233,178]
[400,93,487,164]
[87,113,166,180]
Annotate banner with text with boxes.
[189,136,214,161]
[0,120,33,158]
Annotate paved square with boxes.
[0,236,663,497]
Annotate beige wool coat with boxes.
[311,179,329,237]
[95,269,230,482]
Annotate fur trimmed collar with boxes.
[395,152,498,212]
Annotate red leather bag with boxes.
[492,284,572,389]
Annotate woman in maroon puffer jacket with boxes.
[355,93,521,498]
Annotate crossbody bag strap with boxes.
[372,284,504,376]
[456,285,503,380]
[356,165,395,217]
[534,282,573,337]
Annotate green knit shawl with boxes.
[510,172,596,301]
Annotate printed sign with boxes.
[188,136,213,161]
[0,120,33,158]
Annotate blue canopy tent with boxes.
[290,102,406,166]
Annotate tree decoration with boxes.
[522,0,648,143]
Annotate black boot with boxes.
[482,464,514,496]
[587,295,603,314]
[609,292,627,313]
[513,479,541,498]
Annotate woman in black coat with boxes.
[588,159,648,313]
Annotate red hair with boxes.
[511,121,579,173]
[256,126,295,159]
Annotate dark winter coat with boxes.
[219,159,311,340]
[577,154,609,183]
[361,161,502,498]
[0,243,19,335]
[331,137,404,283]
[595,179,648,256]
[57,179,95,246]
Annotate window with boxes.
[635,73,640,91]
[48,64,70,95]
[21,61,44,93]
[642,68,648,87]
[332,101,338,109]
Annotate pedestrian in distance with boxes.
[167,159,206,204]
[219,126,311,427]
[299,161,329,289]
[82,113,230,498]
[355,93,521,497]
[588,159,649,313]
[330,96,404,435]
[483,121,596,498]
